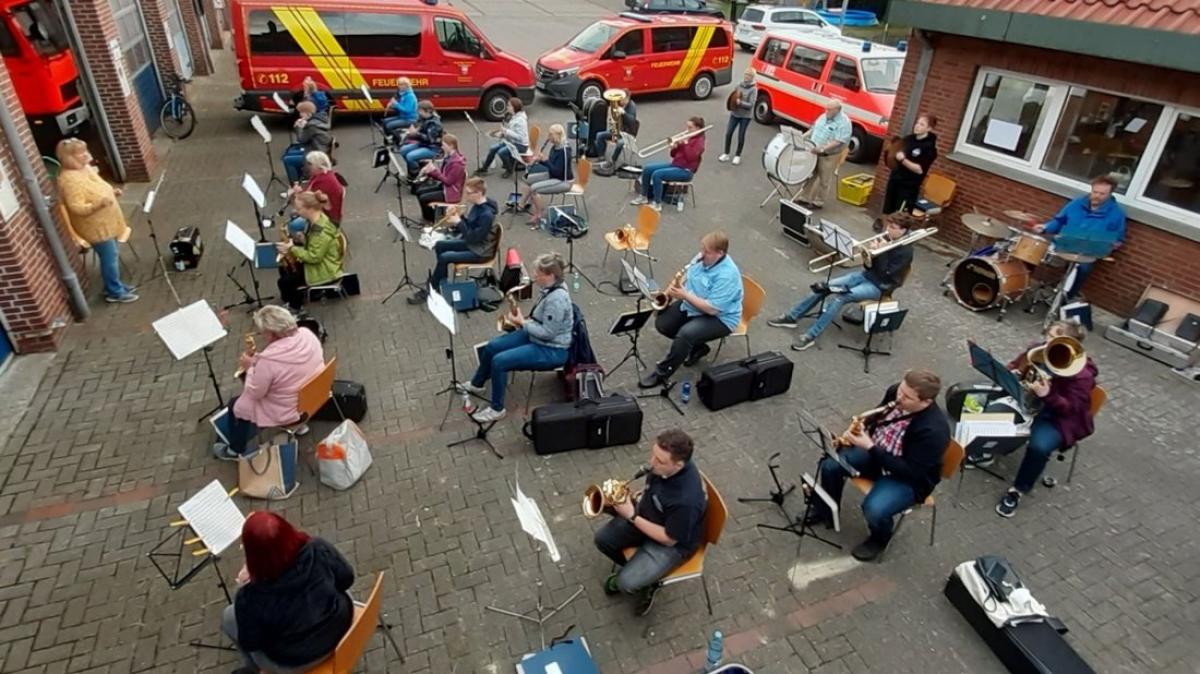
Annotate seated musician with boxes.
[592,90,637,169]
[275,191,344,312]
[990,320,1097,518]
[383,76,418,137]
[631,116,705,213]
[519,123,573,227]
[810,369,950,562]
[639,231,743,390]
[399,100,444,177]
[794,100,852,209]
[768,214,913,351]
[460,253,573,424]
[223,511,354,674]
[477,97,529,179]
[285,151,344,225]
[416,133,467,224]
[1032,174,1126,300]
[291,76,331,117]
[282,101,333,185]
[593,429,706,616]
[408,177,499,304]
[212,306,324,461]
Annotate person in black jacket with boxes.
[221,511,354,674]
[399,100,444,177]
[767,215,915,351]
[810,370,950,561]
[409,177,500,304]
[882,114,939,215]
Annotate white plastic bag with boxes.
[316,420,372,490]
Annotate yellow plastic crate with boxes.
[838,173,875,206]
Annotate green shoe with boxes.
[603,573,620,596]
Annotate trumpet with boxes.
[650,255,699,311]
[582,466,650,518]
[497,284,527,333]
[832,402,895,448]
[808,228,938,273]
[637,124,713,158]
[233,334,256,380]
[433,203,466,229]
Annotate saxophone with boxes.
[496,285,527,333]
[650,255,699,311]
[233,334,256,380]
[832,402,895,448]
[582,466,650,519]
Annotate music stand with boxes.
[620,260,684,415]
[381,211,423,304]
[140,173,184,304]
[426,289,499,457]
[558,210,598,290]
[241,173,270,242]
[463,111,484,172]
[839,305,906,373]
[799,218,858,329]
[608,308,653,377]
[486,472,583,650]
[223,220,272,312]
[250,114,288,197]
[358,83,384,150]
[152,300,229,423]
[376,149,424,233]
[148,480,244,651]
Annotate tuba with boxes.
[582,466,650,518]
[497,284,527,333]
[650,255,698,311]
[832,402,895,448]
[603,88,624,137]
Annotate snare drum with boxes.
[1008,232,1050,266]
[952,255,1031,310]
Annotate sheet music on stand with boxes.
[620,259,657,301]
[510,473,561,562]
[152,300,227,360]
[794,407,860,478]
[967,340,1027,412]
[801,473,840,532]
[177,480,245,556]
[388,210,411,242]
[818,218,857,260]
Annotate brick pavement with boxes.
[1,2,1198,672]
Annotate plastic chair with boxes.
[281,357,341,475]
[1054,386,1107,484]
[296,572,406,673]
[911,173,956,221]
[602,204,659,272]
[850,440,964,558]
[622,473,726,614]
[551,157,592,219]
[712,275,765,361]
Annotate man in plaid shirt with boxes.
[808,370,951,561]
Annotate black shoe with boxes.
[231,667,258,674]
[851,535,889,562]
[406,289,429,305]
[996,489,1021,518]
[638,370,665,389]
[964,452,995,469]
[683,344,711,367]
[635,584,659,616]
[810,281,830,295]
[501,169,514,179]
[474,168,490,177]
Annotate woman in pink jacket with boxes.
[213,305,325,460]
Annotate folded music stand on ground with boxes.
[839,306,907,373]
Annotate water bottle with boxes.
[461,391,473,414]
[680,379,691,405]
[677,198,684,212]
[572,270,580,292]
[704,630,723,672]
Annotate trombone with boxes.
[808,228,938,273]
[637,125,713,158]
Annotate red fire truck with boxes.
[0,0,88,150]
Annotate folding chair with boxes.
[294,572,405,673]
[712,275,765,361]
[602,203,659,274]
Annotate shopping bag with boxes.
[316,420,373,490]
[238,432,300,500]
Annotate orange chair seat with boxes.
[850,477,934,507]
[603,231,650,251]
[298,604,367,674]
[621,544,707,582]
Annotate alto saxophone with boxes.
[650,255,699,311]
[233,334,256,380]
[496,285,527,333]
[833,402,895,448]
[582,466,650,519]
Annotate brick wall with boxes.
[200,0,225,49]
[141,0,183,86]
[177,0,213,76]
[67,0,156,182]
[0,61,83,353]
[870,33,1200,315]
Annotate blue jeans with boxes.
[91,238,132,299]
[817,447,918,539]
[785,271,882,340]
[431,239,486,290]
[282,144,307,184]
[1013,414,1064,493]
[593,517,685,593]
[470,330,567,412]
[640,163,693,203]
[724,116,751,155]
[383,115,415,136]
[220,396,259,455]
[1066,261,1094,298]
[482,141,526,171]
[593,131,625,162]
[402,145,437,174]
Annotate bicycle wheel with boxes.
[160,96,197,139]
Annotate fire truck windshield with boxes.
[10,1,69,57]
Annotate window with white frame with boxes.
[956,68,1200,222]
[109,0,152,76]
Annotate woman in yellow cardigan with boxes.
[55,138,138,303]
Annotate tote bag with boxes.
[238,432,300,500]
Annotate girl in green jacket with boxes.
[276,190,344,310]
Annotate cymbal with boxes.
[961,213,1011,239]
[1004,209,1041,223]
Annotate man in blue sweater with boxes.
[409,178,499,304]
[1033,174,1126,299]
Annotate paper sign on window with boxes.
[983,119,1022,152]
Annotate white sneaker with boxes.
[630,195,648,206]
[457,382,486,396]
[294,423,310,437]
[649,202,662,212]
[732,156,741,165]
[472,407,507,423]
[717,153,730,163]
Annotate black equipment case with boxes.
[525,394,643,455]
[314,380,367,422]
[944,572,1095,674]
[697,351,794,411]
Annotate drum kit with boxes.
[945,212,1056,320]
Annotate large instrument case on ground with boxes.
[697,352,794,411]
[525,394,643,455]
[1104,286,1200,369]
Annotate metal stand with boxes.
[447,414,502,459]
[141,182,184,306]
[222,260,272,313]
[608,300,652,377]
[637,378,684,416]
[838,307,906,374]
[755,454,842,552]
[197,346,225,423]
[381,237,423,304]
[738,452,796,509]
[563,229,598,291]
[486,538,584,651]
[146,523,237,652]
[262,140,288,197]
[798,264,846,332]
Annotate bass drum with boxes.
[952,255,1030,310]
[763,132,817,185]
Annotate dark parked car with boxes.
[624,0,725,19]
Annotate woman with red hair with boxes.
[221,512,354,674]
